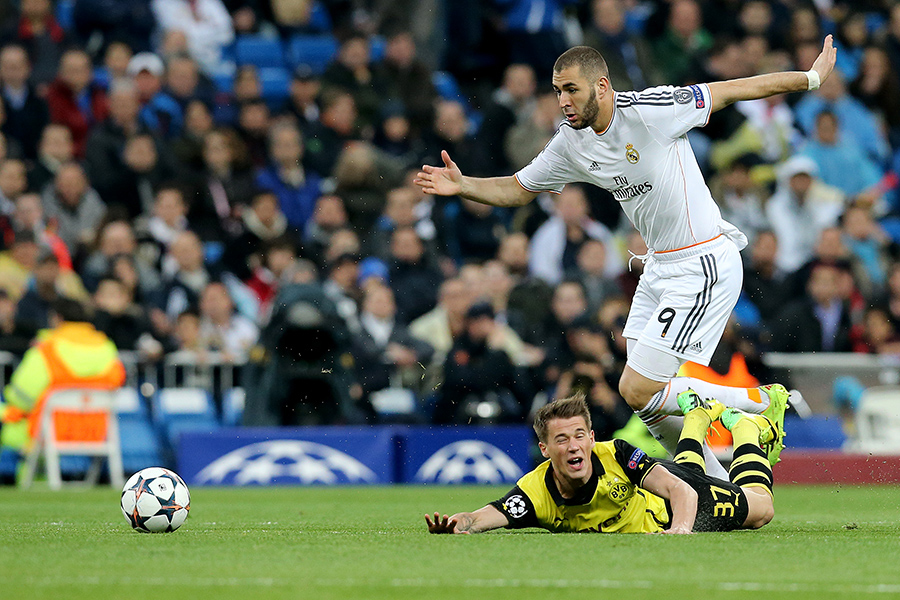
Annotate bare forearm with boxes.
[459,175,536,208]
[708,72,810,112]
[666,483,698,532]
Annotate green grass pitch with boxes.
[2,485,899,600]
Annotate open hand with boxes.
[425,512,468,534]
[415,150,463,196]
[811,34,837,85]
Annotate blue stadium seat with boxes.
[115,388,162,475]
[287,35,338,74]
[259,67,291,106]
[222,387,245,427]
[235,35,286,69]
[213,72,235,93]
[152,388,220,451]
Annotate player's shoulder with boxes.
[615,86,677,109]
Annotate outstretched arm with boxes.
[707,35,837,113]
[415,150,537,208]
[640,465,698,534]
[425,505,509,534]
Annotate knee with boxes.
[618,371,651,411]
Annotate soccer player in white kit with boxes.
[416,36,837,478]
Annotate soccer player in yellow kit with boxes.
[426,393,781,534]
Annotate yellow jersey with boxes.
[490,440,670,533]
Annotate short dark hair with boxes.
[553,46,609,84]
[533,393,591,443]
[51,297,91,323]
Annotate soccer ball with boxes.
[121,467,191,533]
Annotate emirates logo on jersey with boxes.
[625,144,640,164]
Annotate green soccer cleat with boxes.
[720,407,784,466]
[676,389,725,421]
[760,383,790,465]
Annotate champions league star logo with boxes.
[194,440,379,485]
[415,441,523,484]
[505,495,528,518]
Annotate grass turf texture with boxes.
[1,485,899,600]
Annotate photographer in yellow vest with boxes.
[0,298,125,484]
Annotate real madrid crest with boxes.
[625,144,640,164]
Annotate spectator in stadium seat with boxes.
[742,230,790,329]
[170,98,214,174]
[154,230,217,320]
[567,238,621,316]
[127,52,183,138]
[0,158,29,217]
[221,187,297,280]
[850,46,900,149]
[650,0,712,86]
[0,44,48,159]
[707,155,770,248]
[332,142,407,232]
[433,301,533,425]
[134,185,191,268]
[388,226,442,325]
[304,194,348,265]
[185,127,255,240]
[0,229,40,300]
[841,204,895,299]
[45,49,110,159]
[14,246,89,339]
[303,88,358,178]
[765,155,844,274]
[321,33,385,129]
[504,91,559,172]
[771,261,853,353]
[92,276,163,357]
[443,198,507,265]
[41,162,106,255]
[28,124,74,192]
[800,111,882,200]
[151,0,235,76]
[495,0,571,81]
[0,0,70,87]
[85,80,147,205]
[528,184,619,286]
[83,220,160,295]
[794,70,889,165]
[365,186,438,264]
[497,232,554,345]
[197,280,258,361]
[7,193,72,269]
[112,132,178,219]
[373,30,437,136]
[0,288,30,355]
[422,100,486,178]
[237,98,271,168]
[409,277,473,367]
[164,53,216,112]
[322,251,361,334]
[582,0,661,92]
[255,122,323,231]
[477,63,536,175]
[351,281,434,406]
[286,64,321,133]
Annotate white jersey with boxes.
[515,84,747,252]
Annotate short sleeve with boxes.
[625,84,712,139]
[514,126,572,194]
[613,439,661,486]
[489,485,540,529]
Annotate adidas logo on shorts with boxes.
[588,161,602,172]
[687,341,703,353]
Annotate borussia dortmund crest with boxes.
[625,144,640,164]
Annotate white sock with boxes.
[639,391,729,479]
[645,378,767,415]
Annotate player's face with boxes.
[539,416,595,482]
[552,67,602,130]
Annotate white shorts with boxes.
[623,235,743,376]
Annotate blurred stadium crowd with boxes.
[1,0,900,429]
